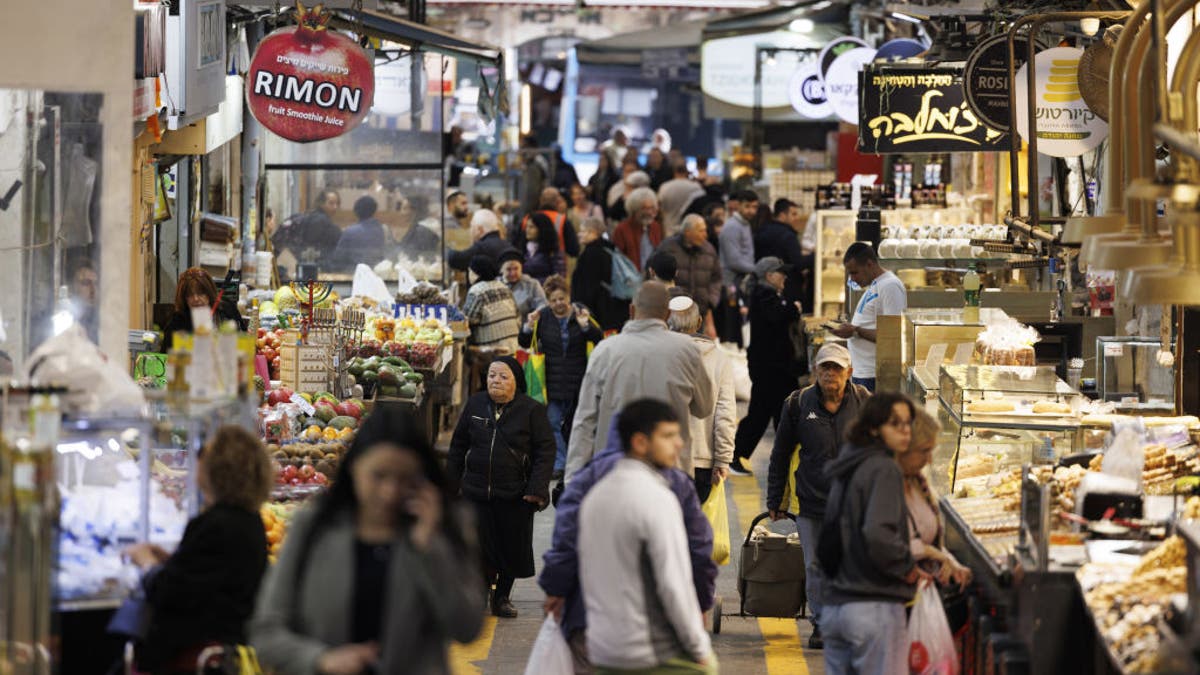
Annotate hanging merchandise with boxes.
[245,1,375,143]
[1013,46,1109,158]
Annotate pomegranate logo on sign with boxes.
[247,2,375,143]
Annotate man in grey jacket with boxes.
[565,281,715,482]
[718,189,758,289]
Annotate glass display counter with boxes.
[1096,336,1176,414]
[899,307,1009,385]
[813,210,856,319]
[935,365,1082,497]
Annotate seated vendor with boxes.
[163,267,245,349]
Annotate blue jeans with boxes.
[795,516,824,629]
[851,377,876,392]
[547,399,574,472]
[822,601,908,675]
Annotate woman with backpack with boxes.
[251,409,483,674]
[571,217,631,333]
[820,392,933,675]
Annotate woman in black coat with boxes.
[447,356,556,619]
[162,267,246,349]
[124,426,272,674]
[570,217,629,332]
[518,275,604,479]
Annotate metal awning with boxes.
[327,8,502,66]
[575,18,708,66]
[702,0,850,40]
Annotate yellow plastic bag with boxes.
[701,479,731,565]
[778,443,801,515]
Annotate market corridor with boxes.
[447,428,824,674]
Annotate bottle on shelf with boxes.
[963,264,981,322]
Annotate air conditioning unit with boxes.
[164,0,228,129]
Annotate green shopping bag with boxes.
[520,319,548,404]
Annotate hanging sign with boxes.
[818,36,869,78]
[857,65,1010,154]
[1014,46,1108,157]
[246,3,375,143]
[825,47,877,124]
[963,33,1045,132]
[788,62,832,119]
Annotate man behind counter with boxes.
[271,190,343,266]
[831,243,907,392]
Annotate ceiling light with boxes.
[890,11,922,24]
[789,18,815,33]
[1080,17,1101,36]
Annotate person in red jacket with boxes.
[612,187,664,271]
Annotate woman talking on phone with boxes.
[251,408,483,675]
[517,275,604,480]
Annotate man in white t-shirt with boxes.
[831,242,906,392]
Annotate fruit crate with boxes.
[278,343,328,394]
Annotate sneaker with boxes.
[806,624,825,648]
[728,457,753,476]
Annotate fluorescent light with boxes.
[789,18,815,33]
[1080,17,1101,36]
[891,11,922,24]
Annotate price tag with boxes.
[951,342,974,365]
[1103,343,1124,358]
[289,393,316,416]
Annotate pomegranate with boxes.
[246,2,374,143]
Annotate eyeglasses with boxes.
[885,418,912,429]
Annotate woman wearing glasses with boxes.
[820,392,933,675]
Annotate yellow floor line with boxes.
[726,474,811,675]
[760,617,812,675]
[449,615,498,675]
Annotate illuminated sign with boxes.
[1013,46,1108,158]
[857,65,1010,155]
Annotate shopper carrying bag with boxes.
[524,616,574,675]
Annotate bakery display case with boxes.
[1095,337,1176,414]
[935,365,1082,497]
[900,307,1010,388]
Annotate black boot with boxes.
[491,593,518,618]
[807,625,823,650]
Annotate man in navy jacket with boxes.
[540,412,718,671]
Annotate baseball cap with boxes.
[814,342,852,369]
[754,256,792,280]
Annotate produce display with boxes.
[256,327,288,381]
[346,354,425,398]
[396,282,447,305]
[261,502,298,564]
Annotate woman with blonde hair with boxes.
[898,409,972,589]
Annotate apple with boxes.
[257,327,267,338]
[298,465,316,481]
[281,465,298,481]
[312,472,328,485]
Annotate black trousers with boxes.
[734,367,797,461]
[694,468,713,504]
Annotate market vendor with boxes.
[831,243,907,392]
[162,267,245,349]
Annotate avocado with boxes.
[361,370,379,384]
[399,383,418,399]
[382,356,410,369]
[303,417,326,429]
[377,365,401,386]
[378,385,400,397]
[404,372,424,384]
[328,416,357,431]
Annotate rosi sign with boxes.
[246,3,375,143]
[857,65,1010,155]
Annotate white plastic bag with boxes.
[524,616,573,675]
[907,581,959,675]
[395,264,418,297]
[25,324,146,416]
[351,264,394,306]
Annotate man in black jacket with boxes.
[272,190,343,267]
[765,343,870,649]
[447,210,518,272]
[729,257,800,475]
[754,199,809,308]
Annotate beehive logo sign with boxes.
[1013,46,1108,157]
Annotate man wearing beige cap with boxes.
[765,342,871,650]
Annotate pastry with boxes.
[1032,401,1072,414]
[968,399,1016,413]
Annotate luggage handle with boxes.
[743,511,797,547]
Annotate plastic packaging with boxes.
[908,581,959,675]
[524,616,573,675]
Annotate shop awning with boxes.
[328,8,502,66]
[701,0,850,40]
[575,18,708,66]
